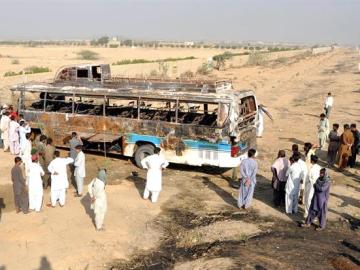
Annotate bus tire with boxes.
[134,144,155,168]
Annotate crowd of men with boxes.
[242,92,359,231]
[1,104,169,231]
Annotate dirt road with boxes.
[0,48,359,269]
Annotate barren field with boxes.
[0,46,359,270]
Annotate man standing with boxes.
[317,113,329,149]
[324,92,333,118]
[69,132,83,161]
[8,115,20,155]
[238,149,258,209]
[141,147,169,203]
[88,169,107,231]
[0,111,11,152]
[44,138,56,189]
[285,153,304,214]
[302,168,331,231]
[304,155,322,218]
[348,124,360,168]
[19,120,31,153]
[47,151,74,207]
[11,157,29,214]
[256,106,265,138]
[74,145,86,197]
[338,124,354,170]
[20,133,32,181]
[28,155,45,212]
[36,135,47,165]
[271,150,289,207]
[327,123,340,167]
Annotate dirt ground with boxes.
[0,47,359,269]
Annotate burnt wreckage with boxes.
[11,64,257,167]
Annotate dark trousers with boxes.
[327,150,338,167]
[273,181,286,207]
[14,192,29,214]
[348,151,357,168]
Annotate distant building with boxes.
[108,37,121,47]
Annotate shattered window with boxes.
[139,99,175,122]
[44,93,73,113]
[105,98,138,118]
[23,91,45,111]
[73,95,104,115]
[177,101,221,127]
[240,96,256,116]
[77,69,89,78]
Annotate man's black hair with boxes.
[248,148,256,158]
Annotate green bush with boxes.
[112,56,196,66]
[24,66,51,74]
[11,59,20,65]
[109,44,119,48]
[246,52,269,66]
[4,71,21,77]
[77,50,99,60]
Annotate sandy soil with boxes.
[0,46,359,269]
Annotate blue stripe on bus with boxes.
[126,133,247,152]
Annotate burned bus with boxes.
[11,66,257,168]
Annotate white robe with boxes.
[74,151,86,178]
[48,157,74,190]
[304,163,322,217]
[285,162,304,214]
[19,125,31,151]
[256,109,264,137]
[0,115,10,150]
[28,162,45,212]
[0,115,10,140]
[48,157,73,206]
[141,154,169,192]
[88,178,107,229]
[21,139,32,180]
[9,121,20,142]
[298,159,308,190]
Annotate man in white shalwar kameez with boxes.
[141,147,169,203]
[304,155,322,218]
[285,153,304,214]
[47,151,74,207]
[21,133,32,181]
[28,155,45,212]
[256,106,265,138]
[19,120,31,153]
[317,113,329,149]
[74,145,86,197]
[88,169,107,231]
[9,115,20,155]
[0,111,10,152]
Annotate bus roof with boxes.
[10,82,255,104]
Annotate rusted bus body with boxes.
[53,63,232,92]
[11,82,257,168]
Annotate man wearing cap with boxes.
[88,169,107,231]
[74,145,86,197]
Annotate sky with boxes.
[0,0,359,44]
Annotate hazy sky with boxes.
[0,0,359,44]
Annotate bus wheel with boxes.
[134,144,155,168]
